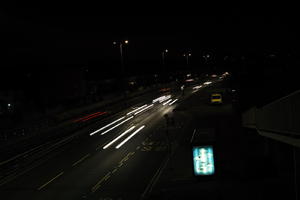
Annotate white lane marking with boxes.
[38,172,64,190]
[72,154,90,167]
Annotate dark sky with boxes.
[1,4,299,78]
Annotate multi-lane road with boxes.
[0,78,217,200]
[0,77,228,200]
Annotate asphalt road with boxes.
[0,78,224,200]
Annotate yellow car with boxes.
[210,93,222,104]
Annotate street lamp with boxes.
[162,49,168,65]
[113,40,129,72]
[113,40,129,101]
[183,53,192,65]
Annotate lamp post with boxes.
[162,49,168,73]
[113,40,129,73]
[113,40,129,102]
[183,53,192,65]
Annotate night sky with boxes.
[1,5,299,83]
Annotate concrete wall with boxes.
[242,90,300,147]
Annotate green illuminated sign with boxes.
[192,146,215,176]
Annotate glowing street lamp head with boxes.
[188,53,192,56]
[124,40,129,44]
[113,41,117,45]
[165,49,168,53]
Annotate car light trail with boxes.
[162,99,172,105]
[126,104,148,115]
[152,95,171,103]
[169,99,178,105]
[204,81,212,85]
[90,116,126,136]
[73,111,105,123]
[81,112,107,122]
[103,126,136,149]
[193,85,202,90]
[115,125,145,149]
[100,116,134,135]
[134,104,154,115]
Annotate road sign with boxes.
[192,146,215,176]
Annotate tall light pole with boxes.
[203,53,210,64]
[113,40,129,102]
[162,49,168,72]
[183,53,192,65]
[113,40,129,73]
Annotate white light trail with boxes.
[126,104,148,115]
[90,116,125,136]
[163,99,172,105]
[103,126,136,149]
[115,125,146,149]
[100,116,134,135]
[134,104,154,115]
[204,81,212,85]
[152,95,171,103]
[169,99,178,105]
[193,85,202,90]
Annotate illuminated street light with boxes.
[162,49,169,72]
[183,52,192,65]
[112,40,129,68]
[113,40,129,100]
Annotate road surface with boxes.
[0,79,224,200]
